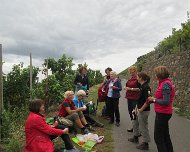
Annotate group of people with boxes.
[24,65,175,152]
[101,66,175,152]
[24,66,103,152]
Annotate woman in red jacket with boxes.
[24,99,74,152]
[124,66,140,132]
[140,66,175,152]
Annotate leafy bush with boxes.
[1,107,28,151]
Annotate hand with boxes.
[138,108,143,113]
[111,86,117,89]
[147,97,155,102]
[63,128,69,134]
[101,88,105,92]
[78,107,86,111]
[82,106,87,111]
[53,121,58,127]
[124,87,130,91]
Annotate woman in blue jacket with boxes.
[73,90,104,128]
[104,71,122,127]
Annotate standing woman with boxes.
[128,72,151,150]
[141,66,175,152]
[74,66,89,94]
[105,71,122,126]
[103,67,112,118]
[124,66,140,132]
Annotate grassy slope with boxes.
[0,84,114,152]
[87,84,114,152]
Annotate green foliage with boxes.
[88,69,103,87]
[44,54,75,83]
[3,64,40,109]
[3,138,23,152]
[156,18,190,54]
[119,16,190,77]
[1,53,103,151]
[1,107,28,152]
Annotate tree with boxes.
[3,64,39,109]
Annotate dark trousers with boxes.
[127,100,138,120]
[154,113,173,152]
[83,109,96,124]
[107,97,120,123]
[105,96,110,116]
[50,125,74,150]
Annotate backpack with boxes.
[86,103,96,115]
[98,83,108,102]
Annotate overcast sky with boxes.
[1,0,190,76]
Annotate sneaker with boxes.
[127,128,133,132]
[136,142,149,150]
[128,136,139,143]
[86,126,96,132]
[94,121,104,128]
[81,128,90,134]
[115,122,120,127]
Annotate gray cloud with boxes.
[0,0,190,73]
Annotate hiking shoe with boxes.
[94,121,104,128]
[86,126,96,132]
[115,122,120,127]
[81,128,90,134]
[136,142,149,150]
[128,136,139,143]
[127,128,133,132]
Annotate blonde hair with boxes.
[154,66,170,80]
[128,66,137,74]
[76,90,86,97]
[64,91,74,99]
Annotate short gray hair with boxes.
[76,90,86,97]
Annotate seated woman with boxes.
[73,90,104,128]
[24,99,75,152]
[57,91,90,134]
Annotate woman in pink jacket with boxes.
[24,99,74,152]
[140,66,175,152]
